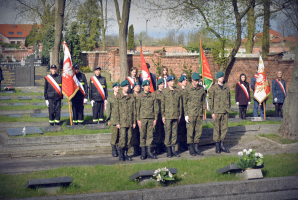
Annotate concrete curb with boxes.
[10,176,298,200]
[258,136,298,149]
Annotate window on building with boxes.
[17,32,22,35]
[11,41,15,44]
[17,41,21,44]
[9,32,14,35]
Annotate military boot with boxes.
[215,142,221,154]
[194,143,204,156]
[156,144,161,154]
[220,141,230,153]
[147,147,157,159]
[140,146,147,160]
[50,123,54,126]
[124,148,132,161]
[167,147,172,158]
[133,145,139,156]
[189,144,196,156]
[171,146,180,157]
[111,145,118,157]
[118,148,124,161]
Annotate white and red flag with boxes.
[254,56,270,103]
[62,41,85,100]
[140,50,154,93]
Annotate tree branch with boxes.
[113,0,121,24]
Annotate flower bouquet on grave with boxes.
[153,167,175,182]
[237,149,264,170]
[4,86,14,91]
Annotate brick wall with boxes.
[83,51,294,91]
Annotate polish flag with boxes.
[140,50,154,93]
[254,56,270,103]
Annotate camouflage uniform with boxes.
[131,93,140,146]
[136,91,159,147]
[154,90,165,145]
[184,85,206,144]
[161,87,183,147]
[178,87,187,145]
[115,93,136,148]
[106,93,119,145]
[208,83,231,142]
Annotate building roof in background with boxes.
[241,29,282,43]
[283,36,297,43]
[0,24,40,38]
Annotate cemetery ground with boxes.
[0,86,298,199]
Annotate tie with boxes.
[133,78,135,83]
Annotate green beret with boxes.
[157,78,164,85]
[142,80,150,87]
[132,81,140,89]
[179,75,187,82]
[216,71,224,79]
[112,82,120,87]
[192,72,201,80]
[166,75,175,82]
[120,80,129,87]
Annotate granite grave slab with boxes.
[40,126,63,132]
[62,102,69,106]
[217,163,264,174]
[31,113,49,118]
[5,127,42,136]
[38,96,45,100]
[24,176,72,189]
[1,91,14,93]
[18,96,32,100]
[0,96,10,100]
[32,103,46,106]
[129,168,177,181]
[5,114,21,118]
[228,118,243,123]
[65,125,85,130]
[85,123,108,130]
[9,103,24,106]
[60,113,73,117]
[266,117,283,122]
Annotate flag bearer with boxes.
[136,80,159,160]
[131,81,141,156]
[184,73,206,156]
[208,71,231,154]
[115,80,136,162]
[71,64,88,125]
[106,82,120,157]
[161,75,182,158]
[44,65,63,126]
[89,66,108,124]
[154,78,165,154]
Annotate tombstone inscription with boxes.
[34,66,47,86]
[1,65,16,87]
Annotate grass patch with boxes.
[202,120,281,129]
[259,133,298,144]
[0,153,297,199]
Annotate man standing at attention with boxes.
[208,71,231,154]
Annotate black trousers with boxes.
[93,101,104,121]
[48,99,61,123]
[72,99,84,122]
[274,103,283,117]
[239,105,247,119]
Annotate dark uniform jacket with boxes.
[115,93,136,127]
[106,93,118,125]
[72,72,88,100]
[44,74,62,101]
[235,81,251,105]
[136,91,159,120]
[184,85,206,117]
[208,83,231,114]
[272,79,286,104]
[89,75,108,101]
[161,87,183,119]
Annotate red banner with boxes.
[140,50,154,93]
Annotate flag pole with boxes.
[263,102,266,119]
[68,100,73,125]
[200,33,207,119]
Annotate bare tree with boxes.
[113,0,131,81]
[99,0,108,51]
[177,31,185,45]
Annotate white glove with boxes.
[104,100,107,109]
[203,85,207,90]
[236,102,239,106]
[274,98,278,102]
[185,116,189,123]
[248,102,251,105]
[84,98,88,104]
[45,100,49,107]
[91,100,95,107]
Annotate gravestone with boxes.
[85,123,108,130]
[40,126,63,132]
[31,113,48,118]
[244,169,263,180]
[266,117,282,122]
[2,91,14,93]
[60,113,72,117]
[1,65,16,86]
[5,127,42,136]
[16,67,31,86]
[216,163,241,174]
[34,66,47,86]
[5,114,21,118]
[62,102,69,106]
[250,117,265,122]
[228,118,243,123]
[0,97,10,100]
[38,96,45,100]
[18,96,32,100]
[66,125,85,130]
[9,103,24,106]
[129,168,177,182]
[32,103,46,106]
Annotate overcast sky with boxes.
[0,0,281,39]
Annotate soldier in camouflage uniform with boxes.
[106,82,120,157]
[184,73,206,156]
[208,71,231,154]
[161,75,182,158]
[136,80,159,160]
[115,80,136,161]
[177,75,188,151]
[154,78,165,154]
[131,81,141,156]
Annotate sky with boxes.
[0,0,282,39]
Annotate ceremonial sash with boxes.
[178,82,182,86]
[91,76,106,109]
[126,77,135,88]
[238,82,250,101]
[45,75,62,98]
[275,79,286,97]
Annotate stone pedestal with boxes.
[244,169,263,180]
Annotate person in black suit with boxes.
[139,63,156,91]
